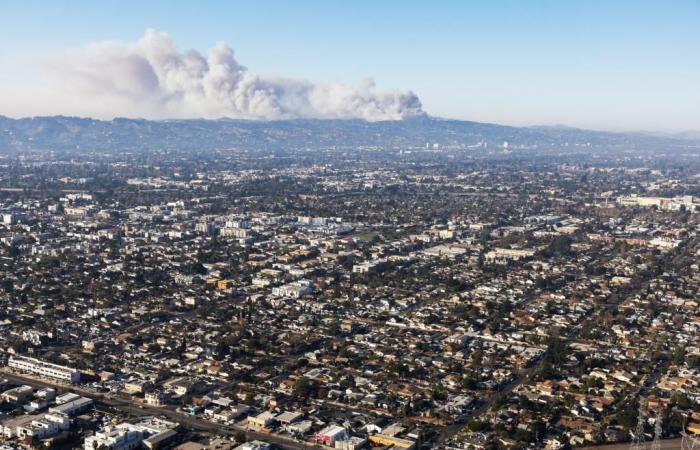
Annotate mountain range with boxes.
[0,115,696,153]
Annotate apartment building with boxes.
[8,356,81,383]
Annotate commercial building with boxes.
[314,425,348,446]
[617,195,698,211]
[334,436,367,450]
[49,396,94,416]
[8,356,81,383]
[246,411,275,431]
[367,434,416,450]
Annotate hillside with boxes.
[0,115,694,153]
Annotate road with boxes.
[580,437,683,449]
[0,370,326,450]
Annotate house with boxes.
[247,411,276,431]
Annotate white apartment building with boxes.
[484,248,536,262]
[16,413,70,439]
[352,259,386,274]
[271,280,313,298]
[220,227,250,238]
[84,425,143,450]
[1,413,69,439]
[617,195,698,211]
[8,356,81,383]
[85,419,178,450]
[233,441,271,450]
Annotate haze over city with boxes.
[1,0,699,131]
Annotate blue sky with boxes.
[1,0,698,131]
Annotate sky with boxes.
[0,0,698,131]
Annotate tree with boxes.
[663,409,685,436]
[545,235,573,257]
[672,346,686,366]
[293,376,315,398]
[431,384,448,402]
[467,419,488,432]
[617,402,638,430]
[530,421,547,441]
[191,262,208,275]
[670,392,691,410]
[491,392,507,411]
[1,279,13,293]
[234,431,247,443]
[543,335,568,367]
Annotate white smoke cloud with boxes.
[49,29,423,121]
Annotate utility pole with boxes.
[651,412,661,450]
[630,397,647,450]
[683,431,700,450]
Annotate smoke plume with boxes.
[53,29,423,121]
